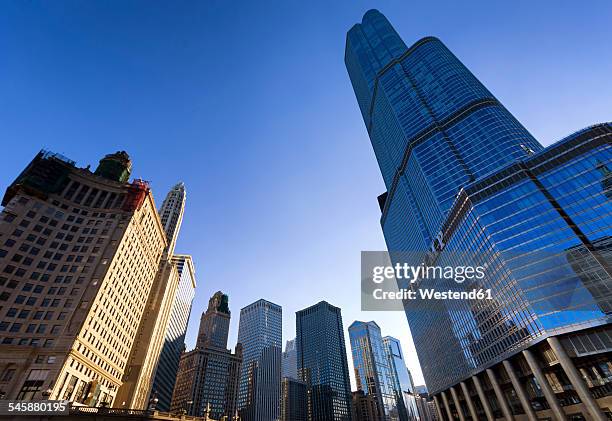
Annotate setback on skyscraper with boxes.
[346,9,612,421]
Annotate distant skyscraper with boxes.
[237,299,282,421]
[349,322,406,421]
[346,9,612,421]
[197,290,231,349]
[0,151,167,404]
[382,337,413,416]
[158,181,186,256]
[282,338,298,380]
[280,377,308,421]
[150,254,196,411]
[296,301,352,421]
[170,291,241,419]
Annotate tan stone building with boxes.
[115,182,190,410]
[0,150,167,405]
[114,259,180,409]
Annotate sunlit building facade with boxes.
[346,9,612,421]
[158,182,186,257]
[0,151,167,405]
[150,254,196,411]
[115,182,192,410]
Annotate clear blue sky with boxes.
[1,1,611,387]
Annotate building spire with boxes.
[158,181,187,256]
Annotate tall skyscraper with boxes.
[158,182,186,256]
[347,9,612,421]
[170,291,242,419]
[282,338,298,380]
[382,337,414,413]
[114,254,180,409]
[115,183,192,409]
[144,183,193,411]
[0,151,167,404]
[150,254,196,411]
[237,299,282,421]
[349,322,405,421]
[197,290,231,349]
[296,301,352,421]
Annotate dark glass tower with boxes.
[347,9,612,421]
[296,301,353,421]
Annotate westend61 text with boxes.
[373,288,493,301]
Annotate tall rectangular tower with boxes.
[382,337,413,418]
[237,299,282,421]
[296,301,353,421]
[115,182,191,409]
[349,321,406,421]
[281,338,298,380]
[150,254,196,411]
[346,9,612,421]
[158,182,186,257]
[0,151,167,405]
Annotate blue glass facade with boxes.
[346,9,612,399]
[296,301,352,421]
[151,255,196,411]
[382,336,414,417]
[417,125,612,391]
[346,10,541,246]
[349,322,406,421]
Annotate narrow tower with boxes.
[158,182,186,256]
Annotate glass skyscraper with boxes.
[349,321,406,421]
[296,301,353,421]
[382,336,414,419]
[237,299,283,421]
[150,254,196,411]
[346,9,612,421]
